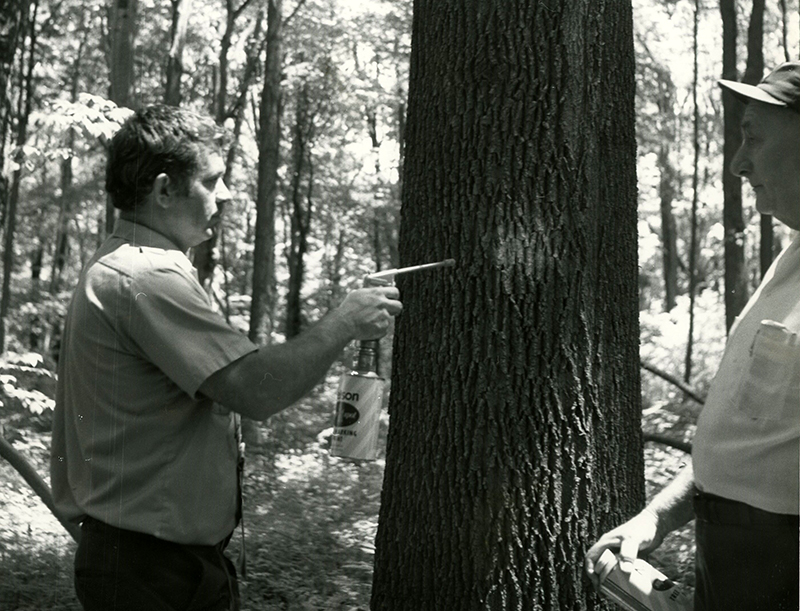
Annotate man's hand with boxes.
[336,287,403,340]
[584,509,663,588]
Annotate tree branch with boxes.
[643,432,692,454]
[284,0,307,27]
[640,359,706,405]
[0,434,81,542]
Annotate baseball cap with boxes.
[718,61,800,112]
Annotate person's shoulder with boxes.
[88,240,196,292]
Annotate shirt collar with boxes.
[113,218,182,252]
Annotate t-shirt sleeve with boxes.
[126,265,258,398]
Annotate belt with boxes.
[693,492,799,527]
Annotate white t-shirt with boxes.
[693,233,800,515]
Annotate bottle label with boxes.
[596,550,693,611]
[330,374,384,460]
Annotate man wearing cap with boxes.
[584,62,800,610]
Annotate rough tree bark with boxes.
[371,2,642,609]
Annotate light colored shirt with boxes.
[51,220,258,545]
[693,233,800,515]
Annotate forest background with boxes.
[0,0,797,609]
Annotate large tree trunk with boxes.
[719,0,747,333]
[371,2,642,609]
[249,0,282,345]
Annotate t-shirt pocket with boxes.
[737,320,800,421]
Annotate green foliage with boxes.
[0,351,56,436]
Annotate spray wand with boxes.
[330,258,455,460]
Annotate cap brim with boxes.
[718,79,787,107]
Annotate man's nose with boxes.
[730,144,750,178]
[216,180,232,206]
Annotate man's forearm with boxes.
[644,460,696,537]
[245,309,356,415]
[200,308,358,420]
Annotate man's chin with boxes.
[754,198,773,217]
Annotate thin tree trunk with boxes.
[372,1,641,608]
[0,0,30,228]
[325,228,345,312]
[659,153,678,312]
[685,0,700,383]
[249,0,282,345]
[778,0,790,62]
[164,0,193,106]
[50,148,73,294]
[720,0,748,333]
[0,0,37,354]
[194,4,261,288]
[285,82,312,338]
[50,25,86,295]
[106,0,137,235]
[741,0,768,280]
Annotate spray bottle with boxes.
[595,550,693,611]
[330,259,456,460]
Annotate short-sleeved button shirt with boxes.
[50,220,258,545]
[693,234,800,516]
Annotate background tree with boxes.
[0,0,37,354]
[105,0,137,233]
[164,0,193,106]
[371,1,642,609]
[250,0,284,345]
[0,0,30,215]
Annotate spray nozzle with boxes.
[363,258,456,287]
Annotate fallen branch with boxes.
[640,360,706,405]
[643,431,692,454]
[0,434,81,543]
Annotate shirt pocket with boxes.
[737,321,800,421]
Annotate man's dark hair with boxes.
[105,105,228,212]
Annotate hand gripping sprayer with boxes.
[330,258,456,460]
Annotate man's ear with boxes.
[152,173,171,209]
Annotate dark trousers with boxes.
[75,517,240,611]
[693,492,799,611]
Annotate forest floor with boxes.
[0,380,697,611]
